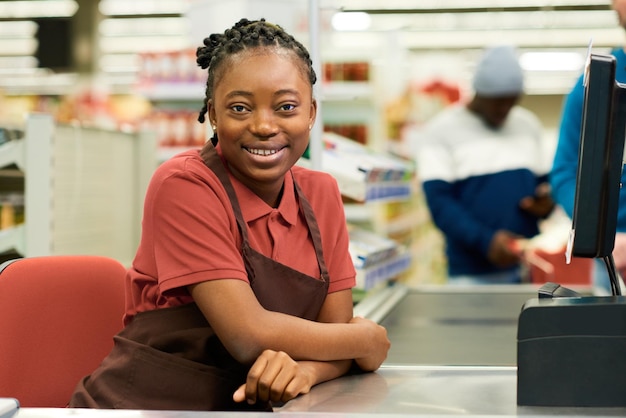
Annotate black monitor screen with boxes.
[570,53,626,260]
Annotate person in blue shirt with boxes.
[551,0,626,294]
[416,45,555,284]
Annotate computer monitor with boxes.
[568,53,626,295]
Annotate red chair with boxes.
[0,255,126,407]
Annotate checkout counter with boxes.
[281,283,626,416]
[12,283,626,417]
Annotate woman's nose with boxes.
[251,110,278,137]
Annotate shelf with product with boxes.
[348,225,412,293]
[322,56,452,287]
[317,56,424,290]
[0,126,26,264]
[299,131,415,292]
[133,50,209,163]
[320,60,380,148]
[317,132,414,203]
[0,113,158,266]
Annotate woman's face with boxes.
[208,49,316,204]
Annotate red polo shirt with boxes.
[124,147,356,324]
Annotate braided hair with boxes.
[196,18,317,128]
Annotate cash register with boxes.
[517,51,626,407]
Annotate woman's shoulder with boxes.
[291,165,339,190]
[154,149,211,178]
[291,166,345,218]
[291,165,342,206]
[149,149,224,194]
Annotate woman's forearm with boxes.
[227,310,384,364]
[190,280,389,367]
[299,359,353,387]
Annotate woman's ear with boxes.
[207,100,216,128]
[309,98,318,129]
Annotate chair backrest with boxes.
[0,255,126,407]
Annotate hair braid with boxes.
[196,18,317,125]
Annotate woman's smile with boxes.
[244,146,283,156]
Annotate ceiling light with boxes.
[0,56,38,69]
[0,21,38,38]
[0,1,77,18]
[99,36,190,54]
[327,0,610,11]
[332,12,371,31]
[520,51,585,71]
[0,39,37,56]
[99,0,191,16]
[99,17,188,37]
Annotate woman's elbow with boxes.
[223,332,268,365]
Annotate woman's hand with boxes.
[233,349,314,405]
[349,316,390,372]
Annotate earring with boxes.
[308,124,312,130]
[212,125,217,131]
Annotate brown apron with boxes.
[69,143,330,411]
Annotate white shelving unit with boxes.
[0,113,158,266]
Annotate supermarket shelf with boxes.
[355,250,411,291]
[135,81,205,101]
[0,114,158,265]
[319,132,415,203]
[366,183,412,201]
[0,140,25,171]
[0,224,25,255]
[321,81,373,102]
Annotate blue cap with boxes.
[472,45,524,97]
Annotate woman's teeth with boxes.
[247,148,278,156]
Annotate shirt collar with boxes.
[217,150,298,226]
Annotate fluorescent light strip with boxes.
[332,12,372,31]
[99,17,189,36]
[346,10,616,32]
[99,36,190,54]
[326,27,622,50]
[399,28,620,49]
[520,51,585,71]
[99,0,192,16]
[0,1,77,18]
[0,39,37,56]
[326,0,610,11]
[0,21,37,37]
[0,56,38,68]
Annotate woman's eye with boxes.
[280,104,296,111]
[232,105,246,112]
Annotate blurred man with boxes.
[417,45,554,284]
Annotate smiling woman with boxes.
[68,18,390,412]
[206,51,315,206]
